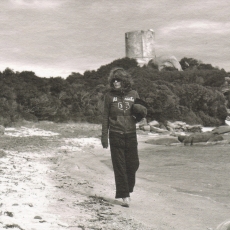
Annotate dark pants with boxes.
[109,131,139,199]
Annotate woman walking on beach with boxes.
[101,67,147,207]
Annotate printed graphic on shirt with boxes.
[118,102,130,110]
[124,97,134,102]
[113,96,134,102]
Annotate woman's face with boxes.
[113,79,121,89]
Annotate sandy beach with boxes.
[1,122,230,230]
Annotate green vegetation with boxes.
[0,57,229,127]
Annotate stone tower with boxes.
[125,29,155,66]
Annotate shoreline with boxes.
[1,123,230,229]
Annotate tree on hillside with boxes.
[180,57,218,71]
[0,57,228,126]
[180,57,201,70]
[130,66,227,125]
[66,72,83,84]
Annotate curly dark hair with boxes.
[108,67,133,90]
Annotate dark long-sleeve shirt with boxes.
[102,89,139,139]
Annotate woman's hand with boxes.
[101,136,108,148]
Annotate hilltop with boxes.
[0,57,229,127]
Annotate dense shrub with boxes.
[0,57,228,126]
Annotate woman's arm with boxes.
[101,94,110,148]
[136,90,140,99]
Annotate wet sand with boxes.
[1,123,230,229]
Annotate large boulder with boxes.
[141,125,151,132]
[216,219,230,230]
[212,126,230,134]
[207,135,224,143]
[150,126,169,134]
[136,118,148,129]
[145,136,180,145]
[186,124,202,133]
[167,121,186,132]
[183,132,223,146]
[167,121,202,133]
[148,55,182,71]
[178,135,186,143]
[148,120,160,127]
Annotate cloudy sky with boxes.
[0,0,230,78]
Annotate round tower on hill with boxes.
[125,29,155,66]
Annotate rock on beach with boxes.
[145,136,180,145]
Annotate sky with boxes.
[0,0,230,78]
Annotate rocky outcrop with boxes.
[137,119,230,146]
[182,132,224,146]
[145,136,180,145]
[137,119,170,134]
[137,120,203,134]
[216,219,230,230]
[148,55,182,71]
[166,121,202,133]
[212,126,230,134]
[150,126,169,134]
[136,118,148,129]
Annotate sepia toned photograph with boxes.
[1,1,230,229]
